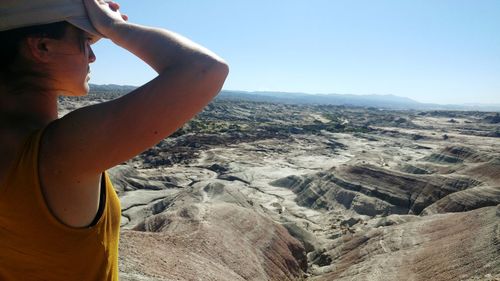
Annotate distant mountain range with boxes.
[218,90,500,112]
[89,84,500,112]
[90,84,137,93]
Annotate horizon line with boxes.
[88,84,499,107]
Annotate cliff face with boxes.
[271,164,483,216]
[119,199,307,281]
[309,204,500,281]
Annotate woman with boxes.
[0,0,228,280]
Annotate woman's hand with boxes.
[83,0,129,38]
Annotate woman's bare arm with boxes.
[44,0,228,173]
[39,0,228,226]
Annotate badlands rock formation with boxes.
[62,90,500,280]
[308,205,500,281]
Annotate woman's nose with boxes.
[88,47,96,63]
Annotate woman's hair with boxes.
[0,21,77,77]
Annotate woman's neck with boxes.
[0,82,59,130]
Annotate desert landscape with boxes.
[61,87,500,281]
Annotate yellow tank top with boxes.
[0,128,121,280]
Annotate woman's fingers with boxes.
[108,2,120,11]
[107,2,126,20]
[83,0,128,38]
[106,1,128,21]
[107,1,128,21]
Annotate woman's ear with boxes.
[23,36,52,63]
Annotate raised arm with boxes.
[39,0,228,226]
[43,0,228,174]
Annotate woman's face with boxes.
[46,25,97,96]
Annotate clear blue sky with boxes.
[90,0,500,105]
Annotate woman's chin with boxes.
[58,85,89,97]
[79,80,91,96]
[84,82,90,93]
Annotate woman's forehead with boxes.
[67,25,98,44]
